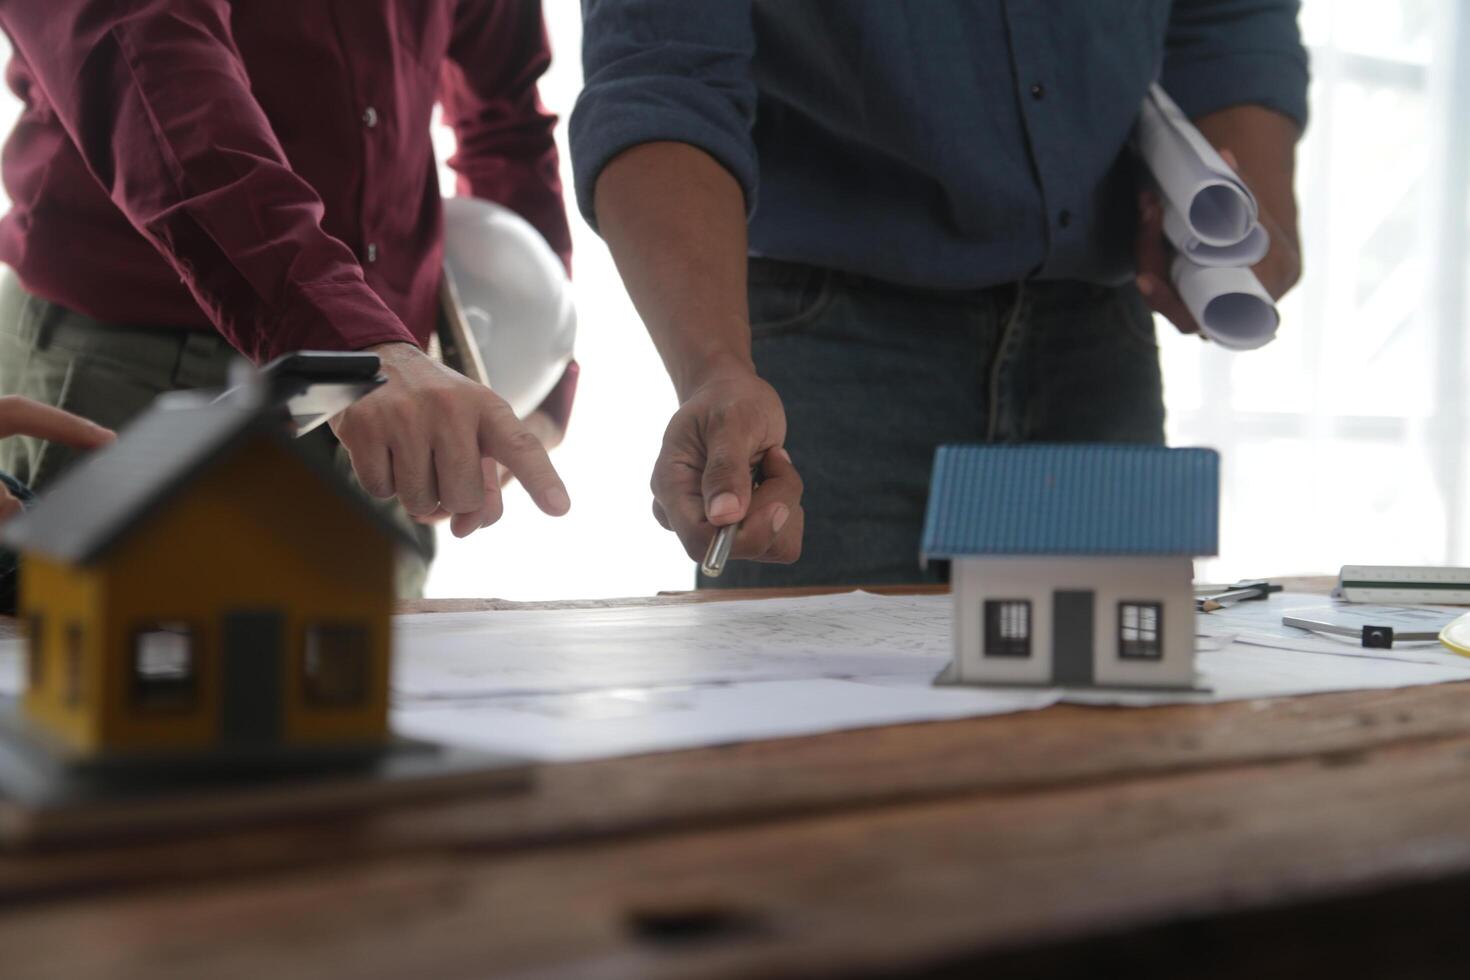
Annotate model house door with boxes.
[220,610,285,745]
[1051,590,1095,686]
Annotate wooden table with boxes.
[6,580,1470,979]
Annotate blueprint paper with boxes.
[387,592,1470,763]
[1136,83,1279,350]
[391,591,953,702]
[1170,258,1279,351]
[1136,84,1258,248]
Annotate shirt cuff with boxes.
[569,81,759,231]
[1162,50,1311,129]
[263,279,419,362]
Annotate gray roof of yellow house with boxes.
[0,393,427,565]
[921,444,1220,558]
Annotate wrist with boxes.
[673,349,756,402]
[362,340,424,368]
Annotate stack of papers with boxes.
[1135,83,1278,350]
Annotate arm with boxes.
[0,398,113,522]
[1137,0,1308,332]
[441,0,572,271]
[0,0,569,535]
[0,0,414,362]
[574,1,801,563]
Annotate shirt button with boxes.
[1030,83,1046,100]
[365,243,379,264]
[362,106,379,128]
[1058,210,1073,229]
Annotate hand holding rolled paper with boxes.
[1133,83,1293,351]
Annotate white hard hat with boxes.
[441,196,576,418]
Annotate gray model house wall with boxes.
[950,556,1196,688]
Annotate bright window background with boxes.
[0,1,1465,598]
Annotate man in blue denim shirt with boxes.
[572,1,1308,586]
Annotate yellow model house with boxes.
[0,393,420,760]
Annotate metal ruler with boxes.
[1335,565,1470,604]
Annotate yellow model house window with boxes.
[303,624,370,707]
[132,623,197,710]
[26,614,43,691]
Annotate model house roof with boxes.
[921,444,1219,558]
[0,393,425,565]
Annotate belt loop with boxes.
[175,331,228,389]
[29,295,59,352]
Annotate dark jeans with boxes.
[703,259,1166,589]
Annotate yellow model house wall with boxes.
[22,435,395,755]
[19,558,106,752]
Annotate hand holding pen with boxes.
[699,447,802,576]
[648,370,804,574]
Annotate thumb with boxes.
[701,421,761,527]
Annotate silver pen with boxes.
[701,523,737,578]
[700,464,761,578]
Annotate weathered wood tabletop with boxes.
[5,578,1470,979]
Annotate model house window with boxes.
[303,624,370,707]
[65,623,84,706]
[26,614,43,690]
[1119,603,1163,660]
[983,600,1032,658]
[132,622,197,709]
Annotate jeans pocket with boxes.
[748,258,837,338]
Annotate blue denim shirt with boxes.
[571,1,1308,291]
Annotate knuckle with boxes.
[425,384,461,414]
[506,428,545,458]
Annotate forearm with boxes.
[1195,105,1302,249]
[594,141,753,401]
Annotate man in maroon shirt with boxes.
[0,0,576,594]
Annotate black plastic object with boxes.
[253,351,385,436]
[1361,625,1395,649]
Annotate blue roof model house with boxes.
[922,445,1219,690]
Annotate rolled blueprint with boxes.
[1136,82,1278,349]
[1162,206,1270,268]
[1170,257,1278,351]
[1137,84,1258,250]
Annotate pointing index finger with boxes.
[0,397,114,449]
[477,399,571,517]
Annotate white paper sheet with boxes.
[391,591,953,702]
[392,591,1470,762]
[396,678,1060,763]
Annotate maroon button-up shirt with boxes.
[0,0,572,372]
